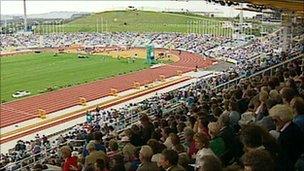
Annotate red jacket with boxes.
[188,140,198,158]
[63,156,78,171]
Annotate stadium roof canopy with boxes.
[232,0,304,14]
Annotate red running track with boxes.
[0,50,215,128]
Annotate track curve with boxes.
[0,49,215,128]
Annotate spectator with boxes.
[240,125,264,153]
[279,87,296,104]
[83,132,107,157]
[269,104,304,170]
[242,149,274,171]
[217,114,239,165]
[130,125,143,146]
[85,142,108,167]
[107,140,120,161]
[161,127,173,149]
[177,122,187,144]
[147,139,165,165]
[193,132,215,167]
[256,99,276,131]
[60,146,78,171]
[183,127,198,159]
[111,154,126,171]
[95,158,109,171]
[128,147,141,171]
[197,155,222,171]
[137,145,159,171]
[140,114,155,144]
[170,133,182,151]
[121,136,136,162]
[159,149,185,171]
[228,100,241,131]
[255,91,269,121]
[290,96,304,133]
[208,122,226,157]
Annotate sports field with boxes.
[0,52,149,102]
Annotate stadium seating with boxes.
[1,28,304,171]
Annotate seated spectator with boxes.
[177,122,187,144]
[279,87,296,105]
[193,132,215,166]
[217,114,239,165]
[84,164,96,171]
[194,116,210,139]
[147,139,165,166]
[228,101,241,129]
[255,91,269,121]
[95,158,109,171]
[159,149,185,171]
[197,155,222,171]
[268,90,282,104]
[208,122,226,157]
[238,112,256,127]
[290,96,304,133]
[130,125,143,146]
[240,125,266,154]
[111,154,126,171]
[183,127,198,159]
[161,127,173,149]
[128,147,141,171]
[107,140,121,161]
[242,149,274,171]
[173,144,190,171]
[269,104,304,171]
[121,136,136,162]
[85,142,108,167]
[137,145,159,171]
[60,146,78,171]
[170,133,182,151]
[256,99,276,131]
[83,132,107,157]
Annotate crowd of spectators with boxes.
[0,32,232,55]
[1,52,301,171]
[0,29,304,171]
[206,30,284,63]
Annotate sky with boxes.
[0,0,258,17]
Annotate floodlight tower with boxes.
[23,0,27,31]
[239,3,244,35]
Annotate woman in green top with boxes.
[208,122,227,157]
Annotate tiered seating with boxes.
[1,30,304,171]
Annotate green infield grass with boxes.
[0,52,149,102]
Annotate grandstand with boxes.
[0,1,304,171]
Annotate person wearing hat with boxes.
[121,136,136,162]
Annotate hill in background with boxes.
[37,10,230,33]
